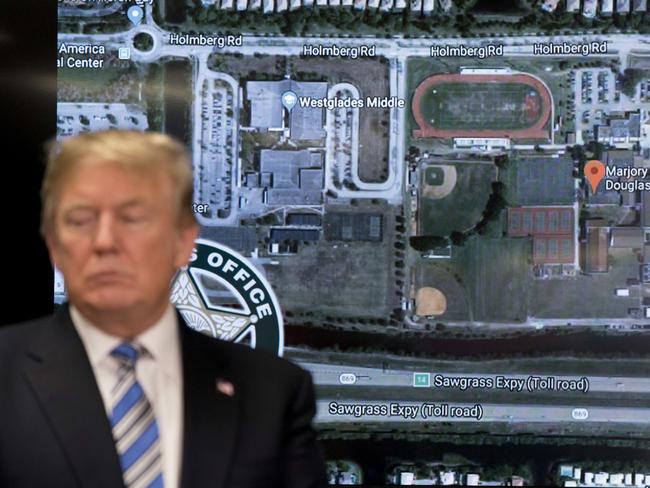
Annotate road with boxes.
[301,361,650,394]
[58,26,650,60]
[298,357,650,427]
[316,399,650,424]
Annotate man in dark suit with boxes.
[0,130,328,488]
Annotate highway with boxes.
[300,361,650,394]
[315,399,650,424]
[300,358,650,427]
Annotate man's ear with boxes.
[44,232,60,268]
[175,222,199,269]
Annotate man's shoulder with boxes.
[183,326,309,386]
[0,313,56,354]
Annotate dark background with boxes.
[0,2,57,325]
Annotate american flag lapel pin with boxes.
[216,378,235,397]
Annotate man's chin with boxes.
[75,291,142,317]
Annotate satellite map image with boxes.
[57,0,650,484]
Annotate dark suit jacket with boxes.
[0,303,328,488]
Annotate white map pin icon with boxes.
[281,91,298,112]
[127,6,144,25]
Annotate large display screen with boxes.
[58,0,650,485]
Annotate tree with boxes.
[473,181,508,235]
[450,231,469,246]
[455,12,475,33]
[494,154,509,169]
[618,68,649,97]
[409,236,448,252]
[585,140,605,160]
[133,32,154,52]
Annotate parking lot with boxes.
[57,102,147,137]
[327,84,356,190]
[571,67,650,144]
[196,78,235,220]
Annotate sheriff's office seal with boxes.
[171,238,284,356]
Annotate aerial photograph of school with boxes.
[57,0,650,484]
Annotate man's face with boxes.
[46,161,198,330]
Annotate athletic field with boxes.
[412,73,552,140]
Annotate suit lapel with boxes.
[179,321,241,488]
[21,304,123,488]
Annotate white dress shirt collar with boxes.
[70,303,180,378]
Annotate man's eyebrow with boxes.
[62,204,95,214]
[117,199,149,209]
[61,200,150,213]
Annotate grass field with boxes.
[419,82,542,131]
[431,217,647,322]
[456,237,531,322]
[265,205,398,319]
[265,241,395,319]
[419,162,496,236]
[414,236,530,323]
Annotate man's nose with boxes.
[93,213,119,252]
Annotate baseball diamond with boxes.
[412,73,553,140]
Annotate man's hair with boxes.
[41,130,195,237]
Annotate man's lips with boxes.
[86,271,131,284]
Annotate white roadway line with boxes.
[449,317,650,326]
[299,361,650,393]
[56,39,634,63]
[316,399,650,424]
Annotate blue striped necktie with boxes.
[110,343,164,488]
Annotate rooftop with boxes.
[270,228,320,243]
[610,227,645,248]
[246,80,327,140]
[324,212,383,242]
[259,149,324,205]
[596,112,641,143]
[586,227,609,273]
[516,156,574,206]
[617,0,631,12]
[541,0,561,11]
[588,150,636,205]
[566,0,580,11]
[199,226,258,254]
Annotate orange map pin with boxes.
[585,160,605,194]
